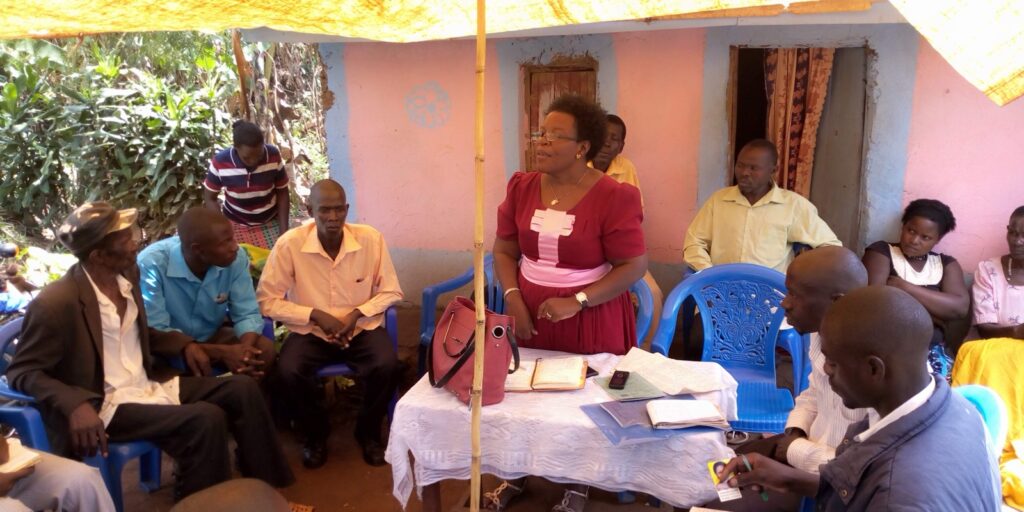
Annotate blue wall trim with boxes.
[319,43,359,220]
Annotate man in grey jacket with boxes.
[718,286,1000,511]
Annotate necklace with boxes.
[549,170,588,207]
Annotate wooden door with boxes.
[523,66,596,170]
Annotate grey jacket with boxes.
[817,377,1001,511]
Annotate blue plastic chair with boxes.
[418,254,656,375]
[0,316,161,512]
[651,263,807,433]
[316,306,400,421]
[954,384,1008,458]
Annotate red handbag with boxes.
[428,296,519,405]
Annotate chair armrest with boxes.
[0,378,35,403]
[650,272,696,356]
[385,306,398,350]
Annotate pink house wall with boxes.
[612,30,705,263]
[343,41,508,252]
[903,40,1024,274]
[332,29,1023,301]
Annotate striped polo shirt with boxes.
[204,145,289,226]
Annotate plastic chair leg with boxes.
[138,447,161,492]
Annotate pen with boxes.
[740,454,770,502]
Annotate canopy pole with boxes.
[469,0,487,511]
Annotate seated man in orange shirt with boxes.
[258,179,403,469]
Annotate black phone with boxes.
[609,370,630,389]
[585,366,598,378]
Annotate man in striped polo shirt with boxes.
[204,121,290,249]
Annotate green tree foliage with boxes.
[0,33,237,241]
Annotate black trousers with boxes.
[106,375,295,498]
[273,328,398,444]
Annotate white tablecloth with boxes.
[386,348,739,509]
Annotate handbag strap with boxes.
[429,332,476,389]
[428,315,521,389]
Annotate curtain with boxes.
[764,48,834,198]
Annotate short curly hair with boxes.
[902,199,957,237]
[546,95,607,162]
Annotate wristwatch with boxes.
[574,291,590,309]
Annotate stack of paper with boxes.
[645,399,730,430]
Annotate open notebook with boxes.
[645,399,730,430]
[505,356,588,391]
[0,438,42,473]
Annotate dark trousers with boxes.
[273,328,397,444]
[106,375,295,498]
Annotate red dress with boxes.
[496,172,645,355]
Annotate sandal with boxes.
[551,485,589,512]
[482,477,527,511]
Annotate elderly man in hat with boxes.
[7,202,294,499]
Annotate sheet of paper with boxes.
[615,347,728,394]
[599,400,653,428]
[505,360,535,392]
[595,373,665,402]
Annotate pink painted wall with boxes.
[903,39,1024,274]
[613,29,705,263]
[343,40,508,251]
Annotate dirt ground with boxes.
[120,306,680,512]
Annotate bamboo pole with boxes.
[468,0,487,511]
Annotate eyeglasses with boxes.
[530,132,577,145]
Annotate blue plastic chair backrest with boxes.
[954,384,1008,458]
[652,263,787,375]
[0,316,23,375]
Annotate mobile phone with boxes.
[609,370,630,390]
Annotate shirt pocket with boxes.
[748,211,790,263]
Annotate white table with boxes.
[386,348,739,509]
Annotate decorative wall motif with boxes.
[405,81,451,129]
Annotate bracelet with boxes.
[503,287,521,299]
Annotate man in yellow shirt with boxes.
[257,180,403,469]
[683,139,840,273]
[590,114,643,203]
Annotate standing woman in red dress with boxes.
[495,94,647,356]
[486,95,647,511]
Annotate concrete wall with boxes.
[319,25,1024,305]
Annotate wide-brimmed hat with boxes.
[57,202,137,253]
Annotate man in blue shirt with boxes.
[138,208,274,378]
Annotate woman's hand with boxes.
[507,298,537,340]
[536,297,582,323]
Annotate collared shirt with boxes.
[683,184,841,273]
[785,333,877,473]
[854,376,935,442]
[137,236,264,342]
[256,222,403,341]
[82,270,179,427]
[819,378,1001,511]
[589,155,643,206]
[204,145,288,226]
